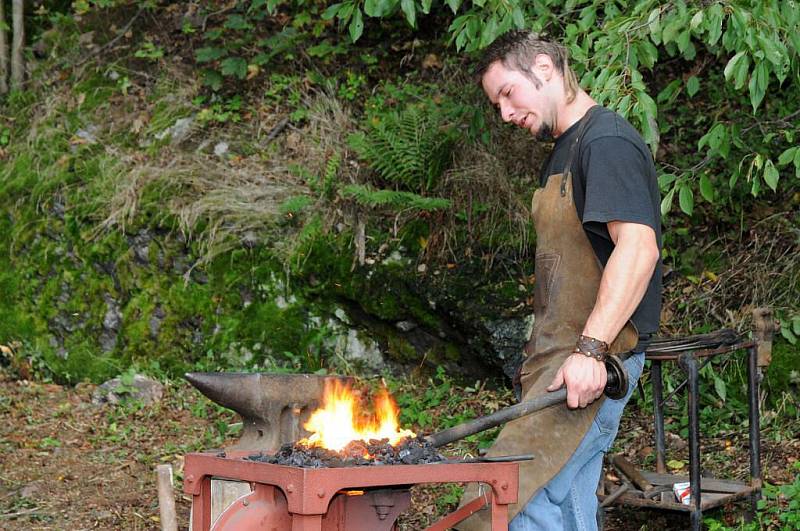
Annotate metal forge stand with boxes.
[184,451,519,530]
[599,308,776,530]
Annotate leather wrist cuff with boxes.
[574,334,609,361]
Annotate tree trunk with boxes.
[0,0,8,94]
[10,0,23,90]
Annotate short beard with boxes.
[535,122,554,141]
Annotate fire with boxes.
[298,381,415,452]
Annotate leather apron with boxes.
[457,107,638,529]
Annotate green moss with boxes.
[386,333,418,363]
[764,339,800,399]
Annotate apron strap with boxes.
[560,105,599,197]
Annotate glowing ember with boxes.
[298,381,415,453]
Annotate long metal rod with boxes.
[651,360,667,474]
[680,352,702,531]
[747,345,762,519]
[425,389,567,448]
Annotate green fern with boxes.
[349,105,457,192]
[340,184,451,211]
[279,195,314,216]
[321,150,341,198]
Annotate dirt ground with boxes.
[1,369,797,530]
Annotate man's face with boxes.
[481,59,556,141]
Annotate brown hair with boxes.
[473,30,580,103]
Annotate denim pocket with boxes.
[594,352,645,437]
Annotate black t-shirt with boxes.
[539,106,662,338]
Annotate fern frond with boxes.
[340,184,451,211]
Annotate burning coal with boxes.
[236,380,447,467]
[244,436,446,468]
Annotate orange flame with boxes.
[298,381,415,452]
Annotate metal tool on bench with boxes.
[425,354,629,448]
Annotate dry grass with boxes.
[94,89,361,265]
[661,212,800,333]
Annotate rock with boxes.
[129,230,151,264]
[102,295,122,332]
[483,315,535,380]
[92,374,164,406]
[335,329,385,372]
[99,295,122,353]
[333,307,350,324]
[74,125,99,144]
[20,482,41,498]
[154,116,195,145]
[395,320,418,332]
[149,305,166,338]
[214,142,229,157]
[381,250,404,266]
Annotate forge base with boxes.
[184,451,520,531]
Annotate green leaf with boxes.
[400,0,416,27]
[322,3,342,20]
[202,69,223,91]
[578,6,596,32]
[658,173,678,189]
[657,79,681,103]
[661,18,681,45]
[660,187,675,216]
[224,14,253,30]
[757,34,785,68]
[220,57,248,79]
[792,317,800,336]
[724,51,745,82]
[733,54,751,90]
[648,8,661,43]
[763,160,779,191]
[511,5,525,28]
[349,8,364,41]
[676,30,691,55]
[196,47,228,63]
[748,62,768,111]
[686,76,700,97]
[713,375,727,402]
[778,147,798,166]
[781,326,797,345]
[637,41,658,69]
[364,0,379,16]
[690,10,704,31]
[445,0,462,13]
[699,173,714,202]
[679,185,694,215]
[667,459,685,470]
[480,15,499,48]
[705,3,724,46]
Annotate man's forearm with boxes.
[581,223,660,345]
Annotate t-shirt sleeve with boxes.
[580,135,659,240]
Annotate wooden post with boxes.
[0,0,8,94]
[752,307,775,368]
[10,0,22,89]
[156,464,179,531]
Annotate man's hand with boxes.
[546,354,607,408]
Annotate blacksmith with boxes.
[458,31,662,530]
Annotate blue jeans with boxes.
[509,352,646,531]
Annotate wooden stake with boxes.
[0,0,8,94]
[10,0,22,89]
[156,464,178,531]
